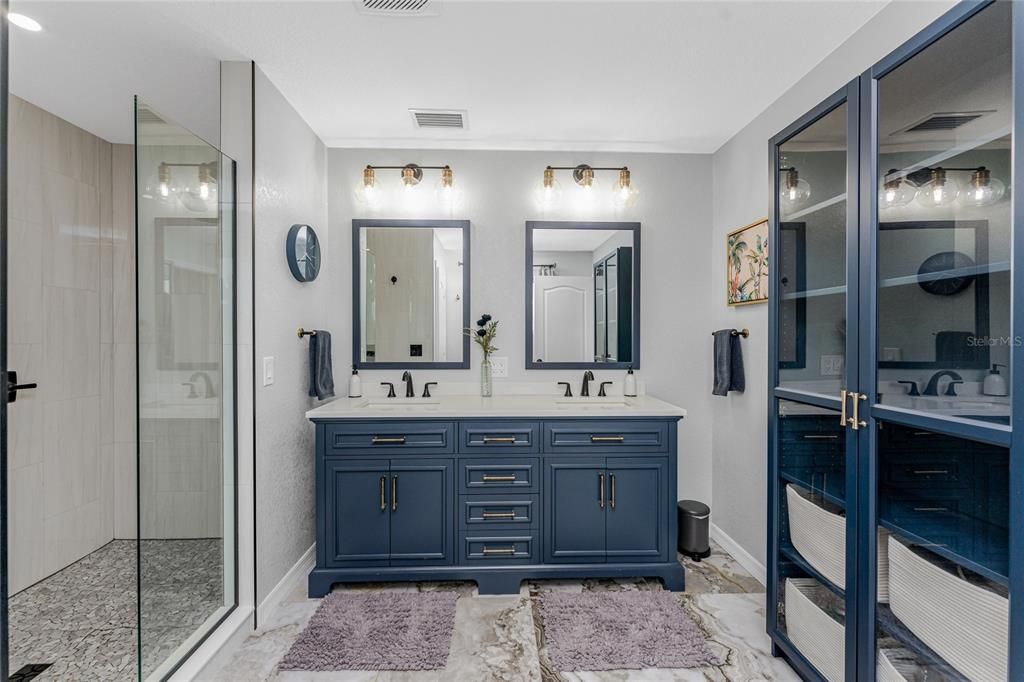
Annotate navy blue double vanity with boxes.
[307,398,685,596]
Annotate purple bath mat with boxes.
[278,592,457,671]
[538,591,722,671]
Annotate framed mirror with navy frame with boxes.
[768,1,1022,680]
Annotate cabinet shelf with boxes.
[780,470,846,508]
[779,545,844,598]
[877,516,1008,586]
[878,260,1010,289]
[876,605,970,682]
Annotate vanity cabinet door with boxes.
[605,457,668,562]
[324,460,390,565]
[544,458,607,563]
[389,459,454,565]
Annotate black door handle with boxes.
[6,371,38,403]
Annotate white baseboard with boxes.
[167,605,253,682]
[710,522,766,586]
[257,543,316,626]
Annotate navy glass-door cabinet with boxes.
[768,2,1022,680]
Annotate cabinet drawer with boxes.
[544,421,669,453]
[461,458,539,493]
[459,421,540,453]
[882,458,970,488]
[459,530,536,565]
[324,422,454,455]
[459,495,538,528]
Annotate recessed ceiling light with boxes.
[8,13,43,32]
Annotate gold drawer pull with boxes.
[913,506,949,512]
[380,476,386,511]
[591,435,625,443]
[913,469,949,475]
[372,436,407,445]
[803,434,839,440]
[610,473,616,510]
[482,474,517,482]
[912,431,935,436]
[391,476,398,511]
[483,436,517,444]
[482,511,516,519]
[599,472,605,509]
[482,546,516,556]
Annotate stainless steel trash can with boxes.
[678,500,711,561]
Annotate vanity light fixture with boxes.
[362,163,454,195]
[779,166,811,206]
[880,165,1004,210]
[538,164,638,206]
[155,161,217,203]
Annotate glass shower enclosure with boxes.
[135,99,237,679]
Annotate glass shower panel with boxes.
[135,99,235,679]
[776,103,850,399]
[875,1,1012,426]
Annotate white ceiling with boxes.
[9,0,891,153]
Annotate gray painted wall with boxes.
[253,66,329,605]
[708,0,958,572]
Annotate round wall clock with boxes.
[917,250,975,296]
[286,224,321,282]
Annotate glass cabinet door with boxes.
[770,82,860,682]
[776,100,855,402]
[864,3,1014,680]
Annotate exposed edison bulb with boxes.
[611,167,639,208]
[878,170,916,209]
[434,166,462,208]
[916,168,959,208]
[198,163,213,201]
[780,168,810,206]
[960,167,1005,207]
[158,163,171,198]
[534,167,562,208]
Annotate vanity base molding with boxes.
[311,416,684,597]
[308,561,685,597]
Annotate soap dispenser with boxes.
[624,367,637,397]
[983,363,1008,396]
[348,365,362,398]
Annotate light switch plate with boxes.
[490,356,508,378]
[820,355,844,377]
[263,357,275,386]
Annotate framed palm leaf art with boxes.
[726,218,769,306]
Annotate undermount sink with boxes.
[357,399,441,410]
[555,399,630,409]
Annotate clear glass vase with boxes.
[480,358,493,397]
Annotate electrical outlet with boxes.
[490,356,509,378]
[820,355,844,377]
[263,357,275,386]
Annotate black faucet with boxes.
[401,371,415,398]
[922,370,963,396]
[422,382,437,398]
[598,381,613,397]
[581,370,595,397]
[558,382,573,397]
[381,382,396,398]
[189,371,216,398]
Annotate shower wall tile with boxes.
[7,96,128,594]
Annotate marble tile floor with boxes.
[8,538,225,681]
[209,541,797,682]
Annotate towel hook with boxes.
[297,327,317,338]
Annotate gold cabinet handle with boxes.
[840,389,849,426]
[372,436,407,445]
[599,472,605,509]
[483,436,517,444]
[482,474,517,482]
[803,434,840,440]
[482,511,516,519]
[913,506,949,512]
[849,391,866,430]
[610,473,616,510]
[380,476,386,511]
[913,469,949,475]
[591,435,625,443]
[482,546,516,556]
[391,475,398,512]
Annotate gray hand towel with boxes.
[308,330,335,400]
[712,329,745,396]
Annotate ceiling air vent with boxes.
[358,0,440,16]
[410,109,467,130]
[903,111,992,133]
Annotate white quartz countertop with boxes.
[306,394,686,420]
